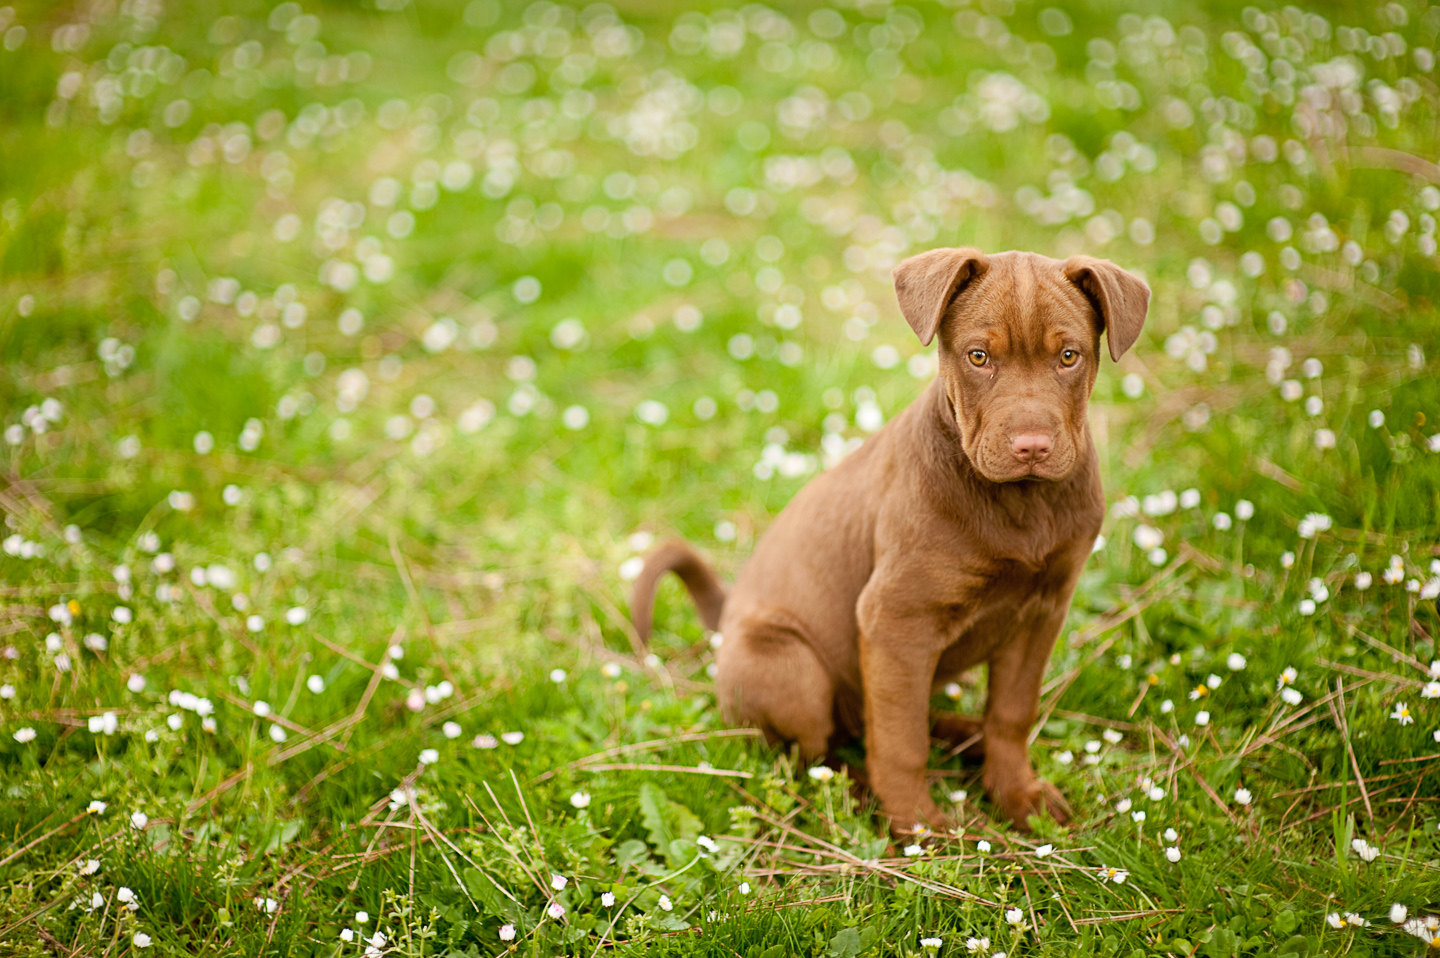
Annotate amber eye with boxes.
[968,349,988,367]
[1060,349,1079,367]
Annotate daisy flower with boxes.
[1325,912,1368,929]
[1384,557,1405,584]
[1404,915,1440,946]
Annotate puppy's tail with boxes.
[630,539,727,646]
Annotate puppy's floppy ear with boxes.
[1063,255,1151,361]
[891,247,990,346]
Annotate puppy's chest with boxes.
[959,560,1054,616]
[975,495,1101,570]
[933,556,1079,672]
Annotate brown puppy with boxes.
[631,248,1149,833]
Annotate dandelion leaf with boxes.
[638,783,703,866]
[461,867,513,918]
[827,927,862,958]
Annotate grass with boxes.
[2,0,1440,954]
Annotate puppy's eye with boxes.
[968,350,988,367]
[1060,349,1079,367]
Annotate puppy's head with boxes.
[892,247,1149,483]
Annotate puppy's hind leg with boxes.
[931,712,986,762]
[715,616,834,761]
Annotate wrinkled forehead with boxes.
[946,252,1096,351]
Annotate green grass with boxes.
[2,0,1440,955]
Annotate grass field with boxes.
[3,0,1440,954]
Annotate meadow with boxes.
[2,0,1440,954]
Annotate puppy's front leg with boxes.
[983,603,1073,829]
[857,595,951,835]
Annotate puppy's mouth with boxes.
[976,462,1064,483]
[970,447,1075,484]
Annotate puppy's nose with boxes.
[1011,433,1052,463]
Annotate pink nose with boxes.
[1011,433,1052,463]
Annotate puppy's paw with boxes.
[888,809,957,844]
[995,778,1071,830]
[1031,778,1072,825]
[880,790,956,840]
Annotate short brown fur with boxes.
[631,248,1150,833]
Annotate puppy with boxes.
[631,248,1149,833]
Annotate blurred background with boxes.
[2,0,1440,954]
